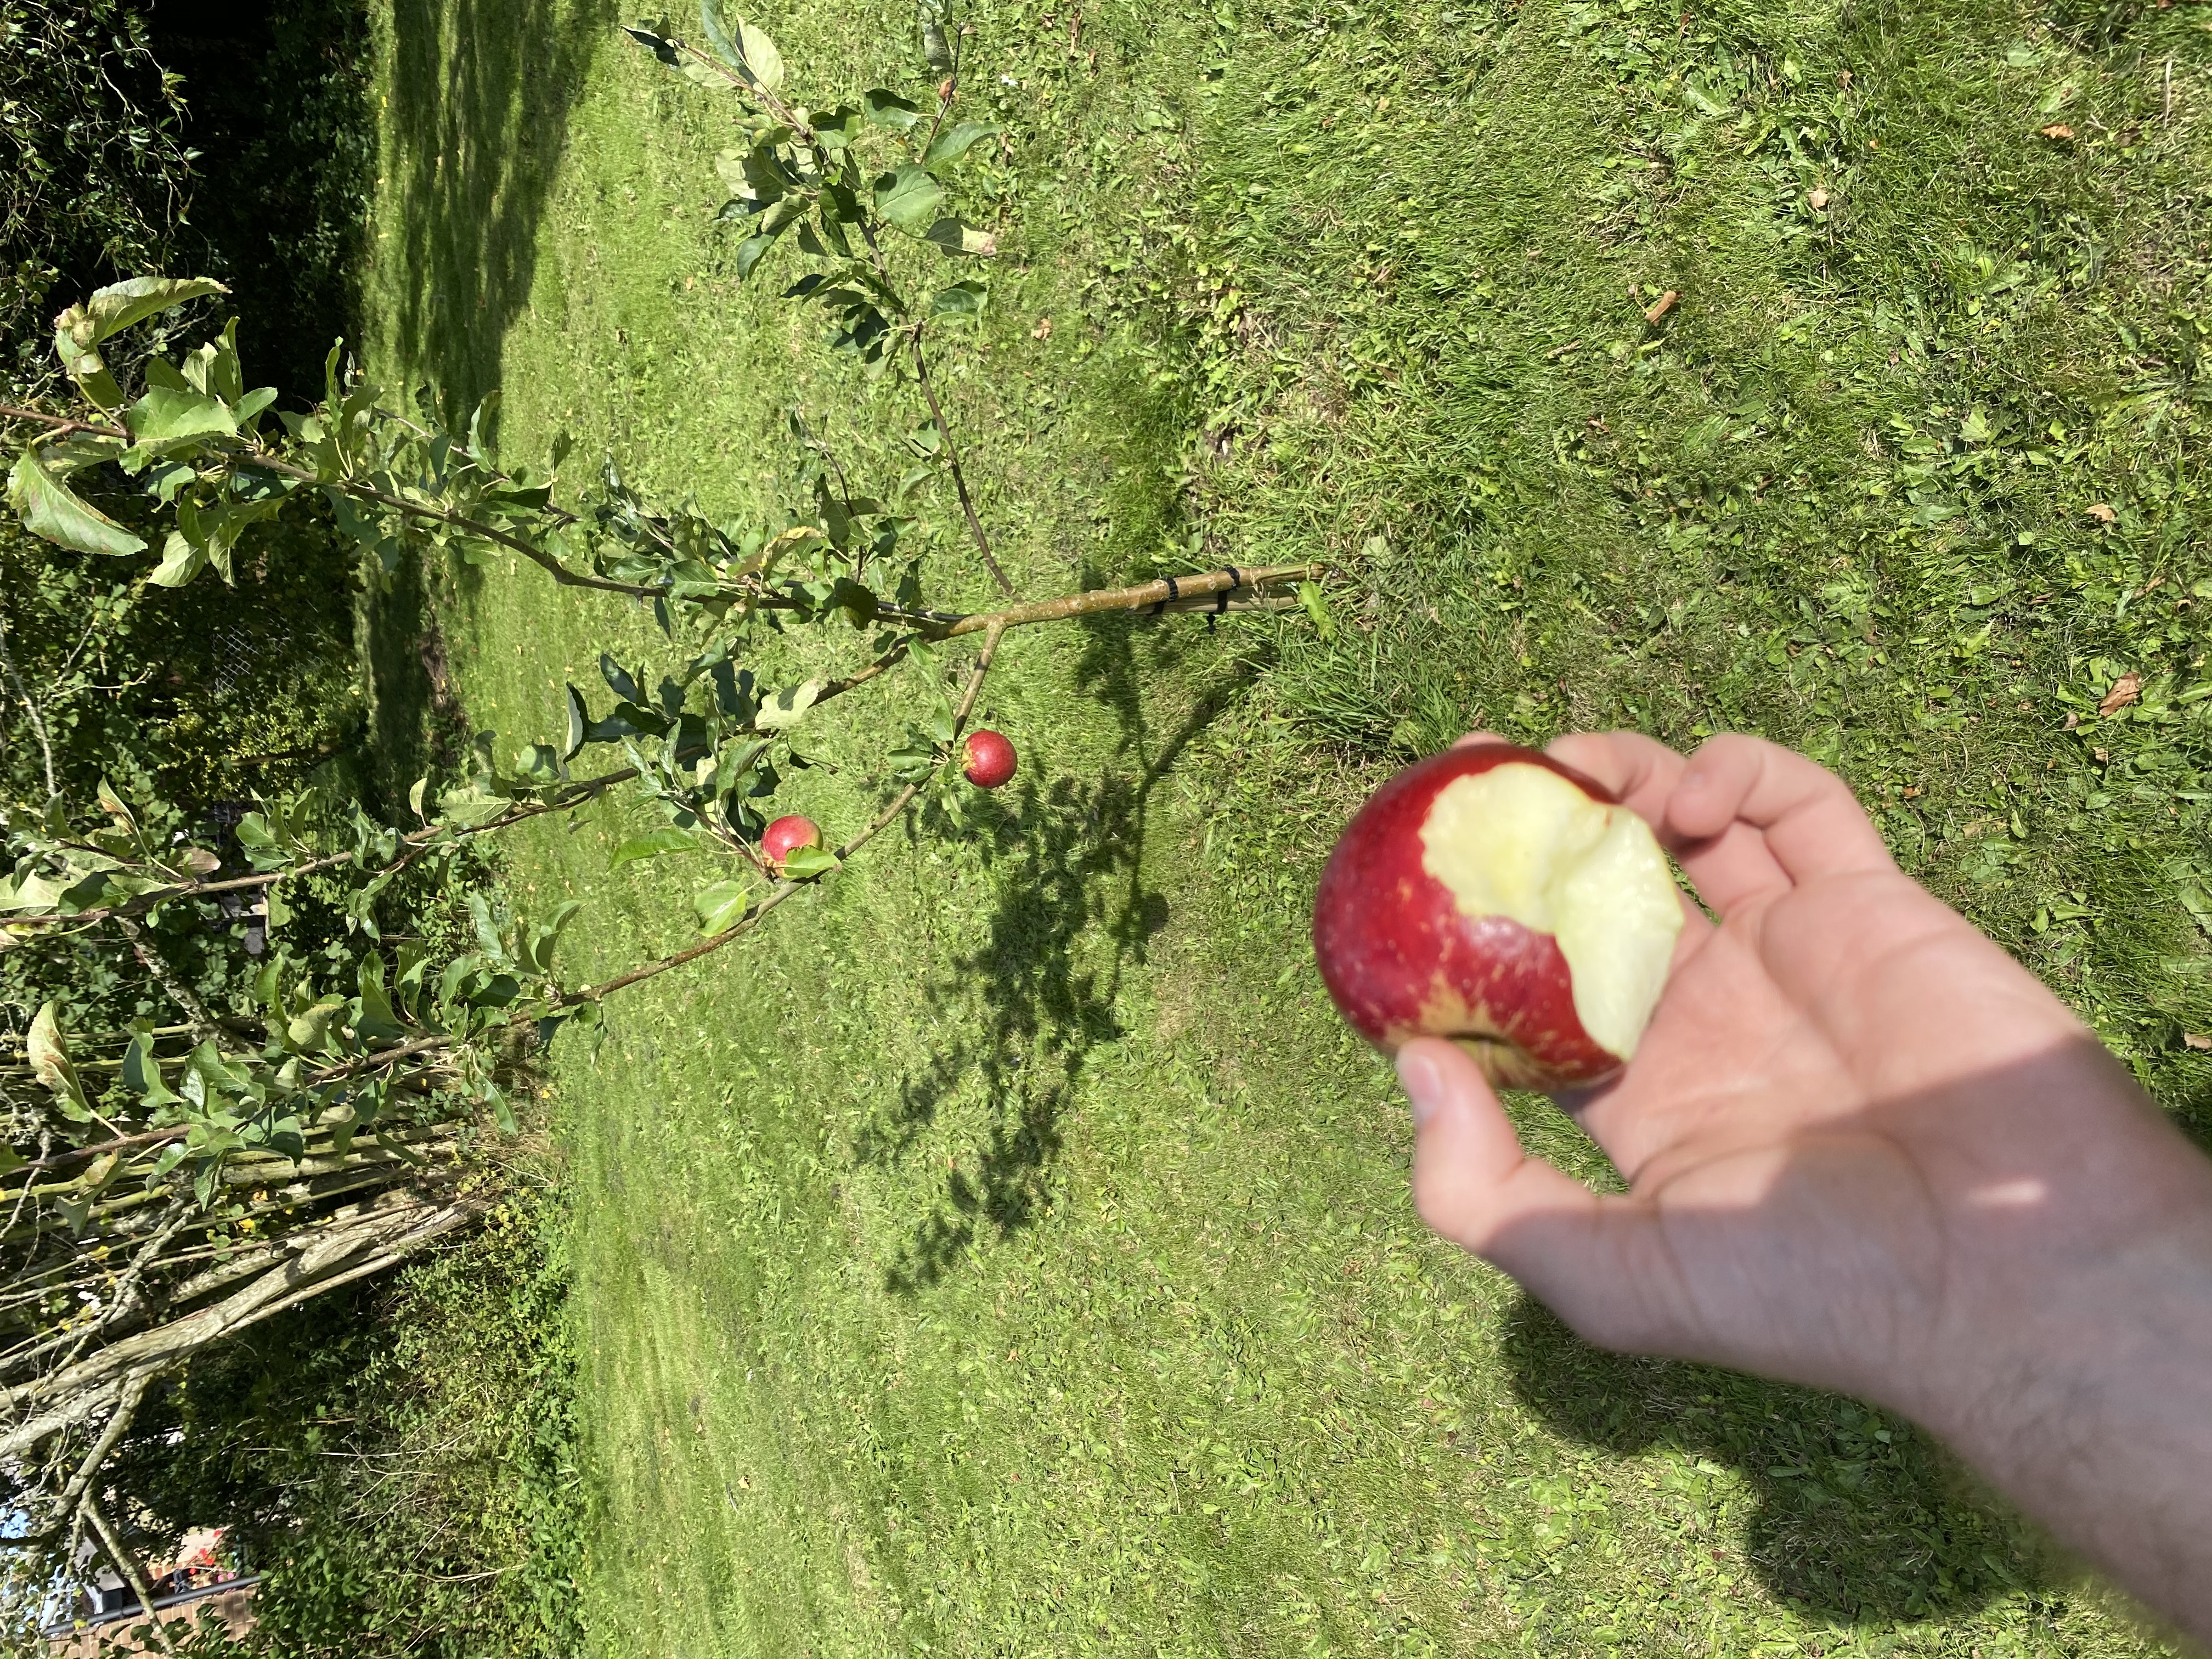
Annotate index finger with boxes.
[1666,735,1896,897]
[1542,731,1788,918]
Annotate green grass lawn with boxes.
[365,0,2212,1651]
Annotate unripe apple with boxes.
[1311,743,1683,1091]
[761,814,821,872]
[963,729,1017,789]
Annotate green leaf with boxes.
[922,10,955,73]
[27,1002,73,1094]
[35,435,127,478]
[930,279,988,323]
[779,843,840,879]
[125,386,239,452]
[611,826,703,867]
[620,23,684,65]
[923,122,998,165]
[692,878,755,934]
[814,105,864,148]
[355,967,407,1044]
[755,678,823,729]
[72,276,228,343]
[122,1034,183,1107]
[864,88,923,130]
[759,194,810,234]
[924,218,998,257]
[1298,580,1337,643]
[287,996,347,1053]
[564,685,590,760]
[699,0,743,66]
[876,166,947,232]
[149,532,208,588]
[738,18,783,89]
[51,277,226,408]
[8,448,145,557]
[600,653,642,703]
[149,493,282,586]
[735,232,778,281]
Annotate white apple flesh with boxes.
[1312,743,1683,1090]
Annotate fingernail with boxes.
[1397,1047,1444,1130]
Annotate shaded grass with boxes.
[367,0,2209,1652]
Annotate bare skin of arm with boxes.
[1397,730,2212,1637]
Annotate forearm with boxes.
[1913,1198,2212,1637]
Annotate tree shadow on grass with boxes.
[860,614,1262,1292]
[1501,1293,2057,1626]
[358,548,473,816]
[380,0,616,426]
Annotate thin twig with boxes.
[909,326,1015,595]
[52,1370,155,1555]
[571,620,1007,1005]
[0,606,58,799]
[0,404,653,600]
[8,640,918,930]
[85,1499,180,1657]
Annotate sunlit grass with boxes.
[366,0,2208,1651]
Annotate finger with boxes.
[1542,729,1802,918]
[1401,1038,1602,1254]
[1398,1039,1691,1352]
[1543,730,1689,828]
[1666,736,1894,899]
[1451,730,1508,748]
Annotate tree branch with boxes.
[85,1498,180,1657]
[0,1194,484,1458]
[941,562,1317,637]
[0,403,654,600]
[570,620,1007,1004]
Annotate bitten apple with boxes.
[1311,743,1683,1090]
[963,729,1017,789]
[761,814,821,872]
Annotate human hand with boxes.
[1398,732,2212,1622]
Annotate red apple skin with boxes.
[1311,743,1626,1091]
[761,814,821,872]
[963,729,1018,789]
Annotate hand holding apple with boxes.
[1389,730,2212,1644]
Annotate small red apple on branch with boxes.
[761,814,822,873]
[963,729,1017,789]
[1311,742,1682,1090]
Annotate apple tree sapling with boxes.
[0,4,1338,1592]
[1312,742,1683,1091]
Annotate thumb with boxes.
[1399,1039,1675,1351]
[1401,1038,1601,1255]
